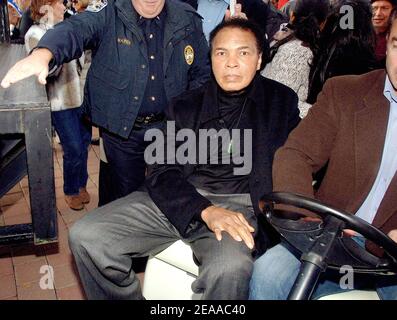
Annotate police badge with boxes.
[86,0,108,12]
[184,45,194,65]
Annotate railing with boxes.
[0,0,11,43]
[0,44,57,245]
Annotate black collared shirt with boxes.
[137,9,168,117]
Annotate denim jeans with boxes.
[249,240,397,300]
[52,107,91,196]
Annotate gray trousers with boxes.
[68,189,257,300]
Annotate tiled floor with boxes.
[0,129,100,300]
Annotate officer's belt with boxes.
[133,113,165,128]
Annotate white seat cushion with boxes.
[143,241,381,300]
[142,240,201,300]
[318,290,380,300]
[153,240,199,276]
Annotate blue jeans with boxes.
[52,108,91,196]
[249,240,397,300]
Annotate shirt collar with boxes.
[200,73,263,124]
[137,7,166,26]
[383,74,397,104]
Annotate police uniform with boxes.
[36,0,210,204]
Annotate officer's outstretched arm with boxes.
[1,48,53,88]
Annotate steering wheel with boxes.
[260,192,397,300]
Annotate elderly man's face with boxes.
[372,0,394,33]
[132,0,165,18]
[211,27,262,92]
[386,18,397,94]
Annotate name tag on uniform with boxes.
[117,38,132,46]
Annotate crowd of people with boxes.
[1,0,397,300]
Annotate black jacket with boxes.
[145,74,300,241]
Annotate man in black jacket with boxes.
[68,18,299,300]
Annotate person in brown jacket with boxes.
[249,9,397,300]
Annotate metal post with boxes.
[0,0,11,43]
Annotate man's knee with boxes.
[249,244,300,299]
[210,254,253,284]
[250,255,279,298]
[198,255,252,299]
[68,216,97,253]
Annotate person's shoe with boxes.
[65,195,84,211]
[79,187,91,204]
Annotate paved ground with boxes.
[0,128,100,300]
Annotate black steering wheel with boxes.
[260,192,397,300]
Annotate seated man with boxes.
[249,9,397,300]
[67,19,299,300]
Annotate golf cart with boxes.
[260,192,397,300]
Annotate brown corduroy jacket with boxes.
[273,69,397,256]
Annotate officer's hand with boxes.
[1,48,53,88]
[225,4,248,21]
[201,205,255,249]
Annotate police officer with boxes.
[1,0,210,207]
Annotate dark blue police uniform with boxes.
[36,0,210,205]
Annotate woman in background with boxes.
[262,0,329,118]
[71,0,90,13]
[25,0,91,210]
[307,0,377,104]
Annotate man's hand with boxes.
[300,219,397,243]
[225,4,248,21]
[388,229,397,243]
[300,216,359,237]
[201,205,255,249]
[1,48,53,88]
[300,216,322,223]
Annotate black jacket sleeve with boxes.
[187,11,211,90]
[145,96,212,237]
